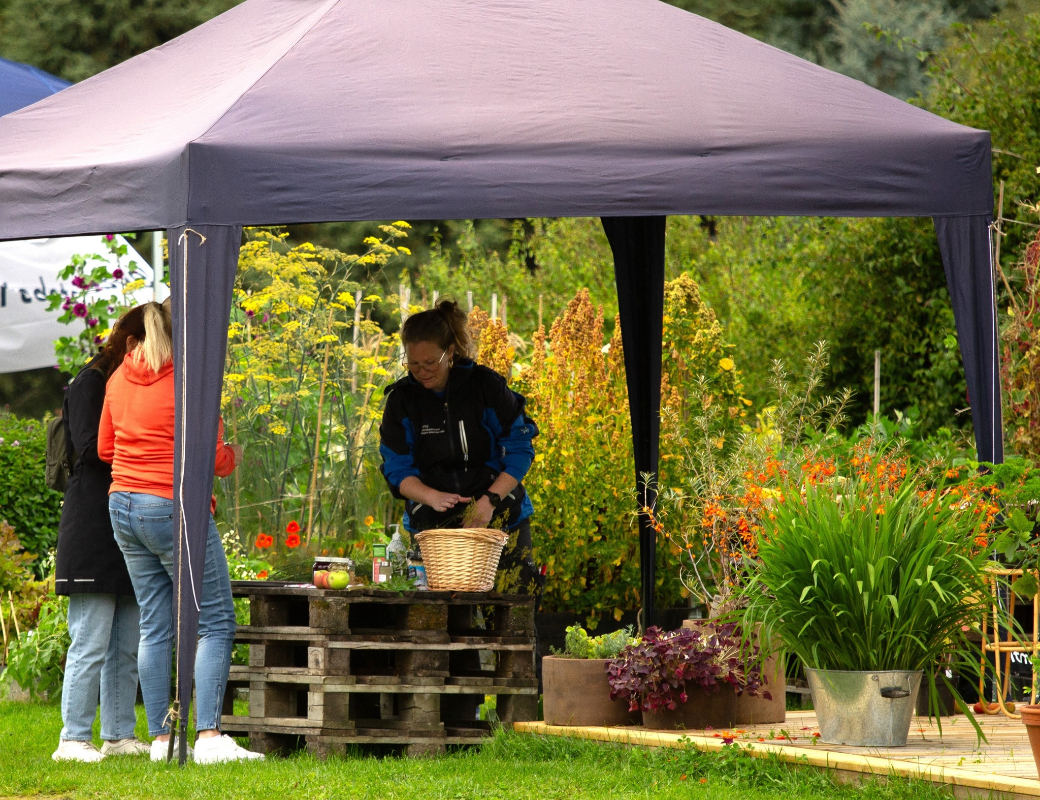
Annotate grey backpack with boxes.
[45,408,74,492]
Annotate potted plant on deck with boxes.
[744,453,992,746]
[649,451,789,724]
[606,622,769,730]
[542,625,638,727]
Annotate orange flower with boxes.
[256,570,269,579]
[254,533,273,549]
[285,532,301,549]
[286,520,301,535]
[363,515,375,526]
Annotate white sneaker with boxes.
[150,737,194,762]
[193,735,265,764]
[101,737,151,756]
[52,740,105,763]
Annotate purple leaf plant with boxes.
[606,623,771,713]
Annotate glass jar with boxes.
[312,556,354,589]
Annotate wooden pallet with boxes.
[223,581,538,757]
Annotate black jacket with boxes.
[379,359,538,532]
[54,357,135,596]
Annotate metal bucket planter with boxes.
[805,668,923,746]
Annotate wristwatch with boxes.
[482,491,502,508]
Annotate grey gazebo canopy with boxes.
[0,0,998,755]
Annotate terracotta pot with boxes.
[641,683,738,730]
[542,656,639,727]
[1021,705,1040,775]
[683,619,786,724]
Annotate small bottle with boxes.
[387,525,407,577]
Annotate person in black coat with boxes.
[52,309,149,762]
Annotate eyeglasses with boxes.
[402,350,447,373]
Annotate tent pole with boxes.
[602,216,666,631]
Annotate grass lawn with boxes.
[0,701,957,800]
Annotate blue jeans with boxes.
[60,593,140,742]
[109,492,236,737]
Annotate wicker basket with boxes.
[415,527,510,592]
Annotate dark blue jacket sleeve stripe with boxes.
[484,403,537,482]
[380,416,420,493]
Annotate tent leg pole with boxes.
[179,719,188,765]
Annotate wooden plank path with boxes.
[515,710,1040,799]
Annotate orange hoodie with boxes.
[99,355,236,508]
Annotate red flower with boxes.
[286,520,301,535]
[254,533,273,549]
[285,532,301,549]
[256,570,268,579]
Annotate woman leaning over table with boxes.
[99,300,262,764]
[379,299,542,593]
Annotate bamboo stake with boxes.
[399,284,410,363]
[229,349,242,540]
[993,181,1018,311]
[466,291,473,313]
[994,180,1005,274]
[538,295,543,329]
[8,591,19,637]
[432,290,439,306]
[306,327,333,544]
[873,350,881,419]
[0,597,8,653]
[491,293,498,321]
[351,289,362,392]
[501,295,507,329]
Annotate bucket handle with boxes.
[874,674,912,699]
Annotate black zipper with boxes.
[442,382,463,494]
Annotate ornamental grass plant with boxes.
[744,463,993,724]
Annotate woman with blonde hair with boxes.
[99,300,262,764]
[379,299,542,592]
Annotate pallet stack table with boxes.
[221,581,538,757]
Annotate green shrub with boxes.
[0,520,36,595]
[0,411,63,567]
[2,595,69,700]
[515,279,742,624]
[561,625,634,660]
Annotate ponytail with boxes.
[401,299,474,360]
[130,301,173,373]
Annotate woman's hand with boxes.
[424,490,471,513]
[468,496,496,528]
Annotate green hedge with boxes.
[0,411,63,566]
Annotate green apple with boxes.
[326,571,350,590]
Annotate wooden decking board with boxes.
[514,710,1040,798]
